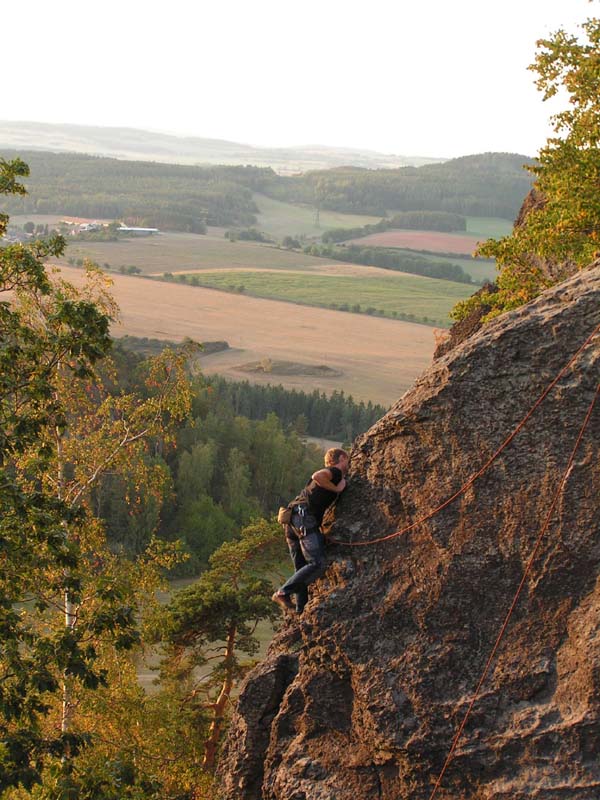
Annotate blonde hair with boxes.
[324,447,349,467]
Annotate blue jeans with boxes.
[280,516,326,613]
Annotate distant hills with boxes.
[0,149,535,231]
[0,120,444,174]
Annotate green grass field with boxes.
[385,248,497,283]
[170,269,472,326]
[465,216,513,239]
[253,193,382,239]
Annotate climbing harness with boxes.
[327,319,600,797]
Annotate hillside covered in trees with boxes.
[0,149,534,233]
[271,153,535,218]
[0,151,270,230]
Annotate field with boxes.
[54,229,337,275]
[14,212,503,284]
[375,248,497,283]
[465,216,513,239]
[172,269,471,326]
[253,194,381,239]
[347,229,483,254]
[55,265,436,406]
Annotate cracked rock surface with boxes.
[219,265,600,800]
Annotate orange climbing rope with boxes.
[427,379,600,800]
[330,320,600,548]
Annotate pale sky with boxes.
[3,0,595,159]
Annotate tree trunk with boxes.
[56,420,75,737]
[202,622,237,771]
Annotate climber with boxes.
[272,447,349,614]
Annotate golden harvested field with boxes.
[56,266,435,406]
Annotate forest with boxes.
[99,348,383,573]
[274,153,535,218]
[200,374,386,441]
[0,150,533,234]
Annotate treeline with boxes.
[305,242,474,283]
[322,210,467,243]
[269,153,535,218]
[0,150,533,232]
[224,226,273,242]
[0,150,272,230]
[204,375,386,441]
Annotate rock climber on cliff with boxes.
[272,447,349,615]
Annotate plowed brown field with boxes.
[56,266,435,406]
[348,230,481,254]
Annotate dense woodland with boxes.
[96,353,384,571]
[202,375,386,441]
[0,152,268,230]
[88,345,382,572]
[0,150,533,233]
[275,154,535,217]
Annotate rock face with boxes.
[432,282,496,361]
[219,266,600,800]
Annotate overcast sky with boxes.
[3,0,594,159]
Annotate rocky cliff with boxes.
[219,265,600,800]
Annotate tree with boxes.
[157,519,284,773]
[0,157,196,795]
[463,13,600,319]
[221,447,260,524]
[0,158,115,790]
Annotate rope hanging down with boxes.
[427,380,600,800]
[331,320,600,547]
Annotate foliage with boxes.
[156,519,284,772]
[0,158,123,791]
[161,403,322,574]
[468,14,600,319]
[281,235,301,249]
[1,156,202,796]
[90,342,385,573]
[224,227,272,243]
[268,154,534,218]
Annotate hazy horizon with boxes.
[2,0,594,160]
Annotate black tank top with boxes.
[305,466,343,525]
